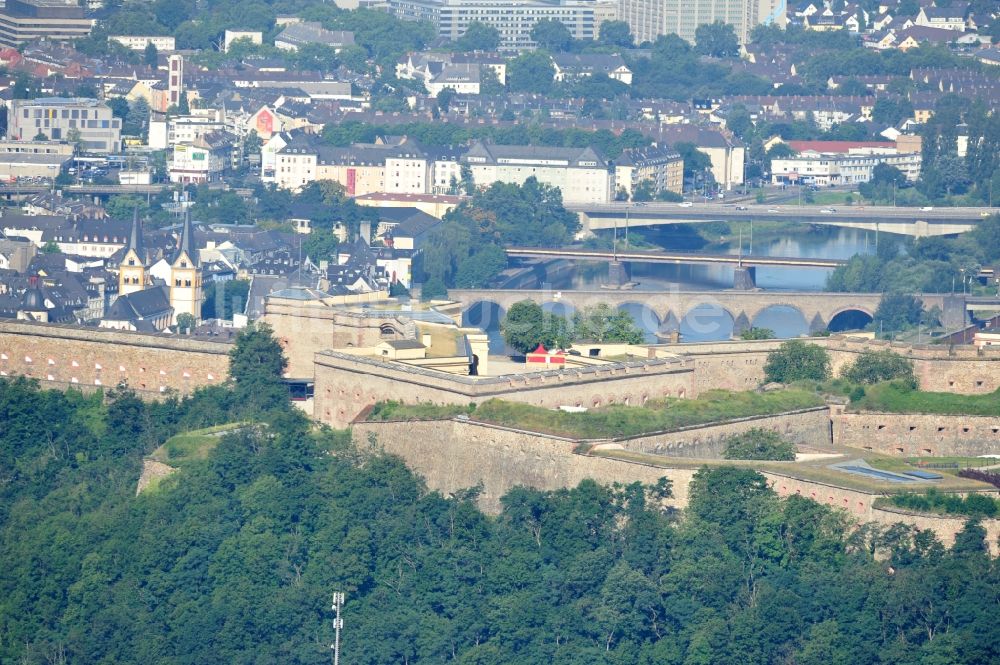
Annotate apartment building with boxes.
[275,138,429,195]
[168,132,237,184]
[389,0,606,51]
[771,150,922,186]
[108,35,175,51]
[462,141,612,204]
[0,0,93,48]
[619,0,786,45]
[148,111,232,150]
[614,145,683,198]
[7,98,121,154]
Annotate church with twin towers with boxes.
[108,210,203,332]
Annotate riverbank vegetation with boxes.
[826,214,1000,296]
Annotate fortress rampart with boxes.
[833,411,1000,457]
[0,320,231,394]
[664,335,1000,395]
[317,350,696,428]
[355,417,1000,555]
[606,406,831,457]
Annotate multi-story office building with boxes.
[619,0,786,46]
[0,0,93,47]
[7,98,121,154]
[389,0,604,51]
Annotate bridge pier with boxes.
[733,311,751,336]
[607,260,632,287]
[733,266,757,290]
[941,295,969,329]
[808,314,827,335]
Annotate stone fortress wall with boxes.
[663,335,1000,395]
[833,412,1000,457]
[606,407,831,458]
[316,350,696,428]
[0,320,231,395]
[355,417,1000,555]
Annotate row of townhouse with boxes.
[266,132,684,204]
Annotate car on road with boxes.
[678,201,694,207]
[767,208,780,213]
[735,205,748,210]
[820,208,836,214]
[920,206,934,211]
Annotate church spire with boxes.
[126,207,145,264]
[173,210,195,264]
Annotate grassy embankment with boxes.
[149,422,248,468]
[367,389,825,439]
[850,382,1000,416]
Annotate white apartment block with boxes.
[389,0,601,51]
[619,0,786,45]
[109,35,175,51]
[148,111,231,150]
[462,141,612,204]
[771,151,922,186]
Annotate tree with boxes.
[501,300,571,354]
[674,142,713,179]
[572,304,644,344]
[631,179,655,202]
[228,322,288,411]
[722,428,796,461]
[841,350,915,386]
[530,18,573,51]
[694,21,740,58]
[177,90,190,115]
[599,20,633,48]
[508,50,555,93]
[454,21,500,51]
[740,327,774,340]
[143,42,158,68]
[436,87,456,112]
[175,312,196,333]
[764,340,831,383]
[41,240,61,253]
[874,293,923,335]
[480,66,504,95]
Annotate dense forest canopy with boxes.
[0,331,998,663]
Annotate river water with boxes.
[466,226,880,349]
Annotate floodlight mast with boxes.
[331,591,345,665]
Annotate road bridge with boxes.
[567,202,993,238]
[507,247,845,268]
[451,289,973,338]
[0,183,168,197]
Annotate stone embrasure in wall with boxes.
[614,407,831,458]
[0,320,231,395]
[833,412,1000,457]
[318,350,695,428]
